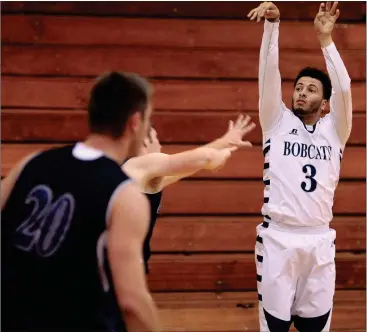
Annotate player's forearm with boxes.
[123,293,160,332]
[259,19,283,131]
[113,260,160,331]
[150,148,215,178]
[157,146,222,189]
[321,40,351,92]
[202,137,228,149]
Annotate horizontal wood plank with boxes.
[153,291,366,331]
[2,15,365,50]
[147,253,365,291]
[2,77,365,112]
[150,216,366,252]
[159,181,365,215]
[2,45,365,80]
[2,2,365,22]
[2,110,366,146]
[2,144,365,180]
[162,145,366,180]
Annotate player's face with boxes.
[292,77,325,115]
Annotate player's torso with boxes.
[143,191,163,272]
[1,144,128,329]
[262,111,342,227]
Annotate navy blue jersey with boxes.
[2,144,129,331]
[143,191,163,273]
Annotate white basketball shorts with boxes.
[255,221,336,332]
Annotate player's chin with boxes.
[292,106,311,116]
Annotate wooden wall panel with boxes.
[147,253,365,291]
[2,15,365,51]
[2,77,366,112]
[2,110,365,145]
[150,216,365,252]
[2,2,365,22]
[2,45,365,80]
[159,181,365,215]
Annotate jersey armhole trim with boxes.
[105,179,133,227]
[11,151,42,186]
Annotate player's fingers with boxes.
[325,1,331,12]
[235,114,244,127]
[258,3,270,17]
[330,1,338,15]
[257,5,270,21]
[318,2,326,13]
[247,8,257,17]
[250,9,259,20]
[228,146,239,153]
[334,8,340,20]
[241,114,251,128]
[144,138,150,146]
[243,122,256,134]
[228,120,234,131]
[238,141,253,148]
[257,10,264,22]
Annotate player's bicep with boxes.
[124,153,169,177]
[107,183,150,308]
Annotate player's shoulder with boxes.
[262,103,296,141]
[107,183,150,247]
[113,180,148,209]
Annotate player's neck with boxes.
[83,134,129,165]
[295,112,321,126]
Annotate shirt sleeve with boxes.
[322,42,353,146]
[258,19,285,134]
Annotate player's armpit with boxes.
[107,183,160,332]
[1,152,39,211]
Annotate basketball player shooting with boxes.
[123,115,255,274]
[248,2,352,331]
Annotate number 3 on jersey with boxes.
[14,185,75,257]
[301,164,317,193]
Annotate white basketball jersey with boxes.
[262,107,343,227]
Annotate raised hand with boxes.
[205,146,239,171]
[139,127,162,156]
[222,114,256,149]
[314,2,340,37]
[247,2,280,23]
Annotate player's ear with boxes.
[320,99,328,112]
[126,111,142,135]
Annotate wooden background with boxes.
[1,2,366,331]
